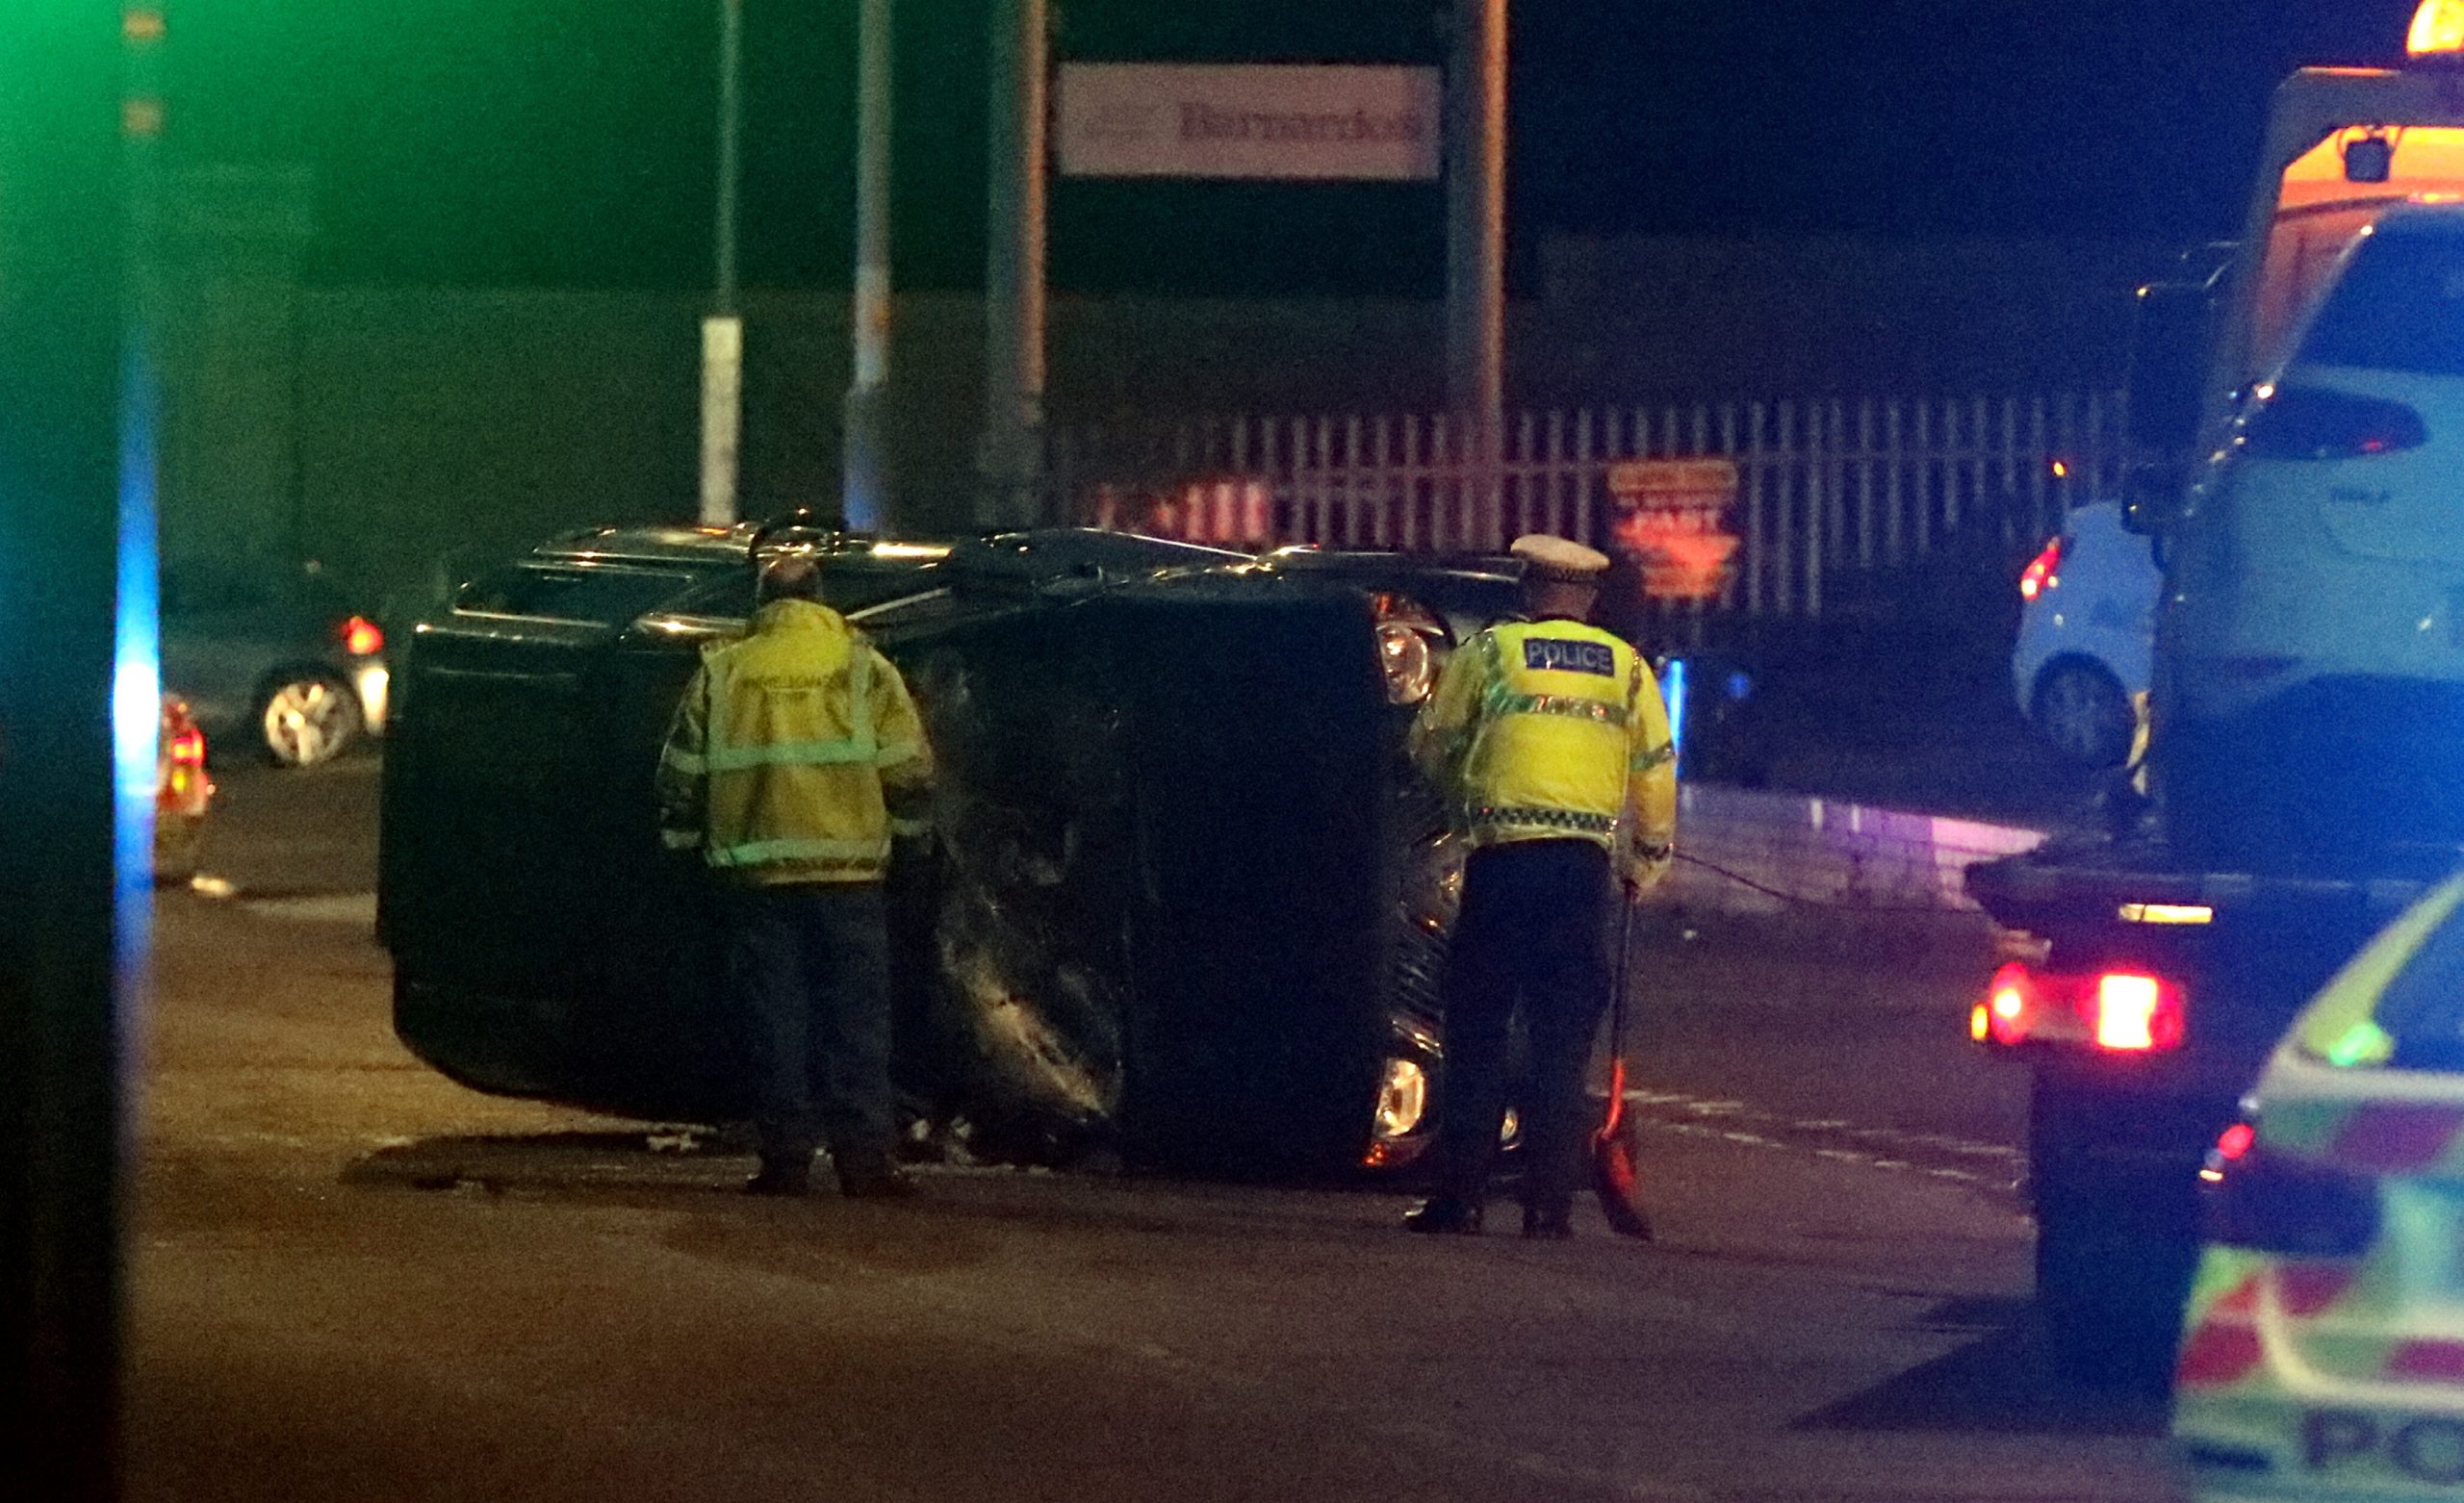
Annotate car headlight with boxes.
[1373,1057,1429,1141]
[1376,622,1437,704]
[1373,592,1450,705]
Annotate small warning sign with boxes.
[1605,460,1742,601]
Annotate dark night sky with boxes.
[170,0,2426,295]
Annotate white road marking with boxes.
[234,892,379,926]
[1624,1085,2023,1195]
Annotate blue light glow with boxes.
[114,318,160,975]
[1662,657,1688,777]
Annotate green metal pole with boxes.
[701,0,745,526]
[0,0,139,1495]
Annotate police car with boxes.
[2175,871,2464,1496]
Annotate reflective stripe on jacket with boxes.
[1406,618,1678,889]
[654,599,934,884]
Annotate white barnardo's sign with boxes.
[1057,64,1443,182]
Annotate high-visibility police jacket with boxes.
[1406,617,1678,890]
[655,599,934,885]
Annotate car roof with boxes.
[2374,198,2464,233]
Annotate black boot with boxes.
[1521,1202,1575,1240]
[743,1159,812,1197]
[1403,1195,1484,1235]
[834,1149,919,1201]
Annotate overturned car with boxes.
[379,523,1526,1175]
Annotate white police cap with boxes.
[1509,534,1611,583]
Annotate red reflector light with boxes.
[340,615,385,656]
[1979,962,2035,1046]
[1973,961,2185,1053]
[2018,536,2065,601]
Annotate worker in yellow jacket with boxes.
[656,554,935,1198]
[1403,534,1678,1237]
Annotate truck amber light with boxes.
[2415,0,2464,57]
[2118,902,2214,926]
[2018,536,2064,601]
[340,615,385,657]
[2093,972,2183,1052]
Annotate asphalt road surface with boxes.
[126,757,2175,1502]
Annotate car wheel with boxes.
[2031,659,2134,769]
[258,671,363,768]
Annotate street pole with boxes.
[0,1,138,1492]
[841,0,892,532]
[980,0,1048,529]
[701,0,745,527]
[1447,0,1507,542]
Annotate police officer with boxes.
[1403,535,1678,1237]
[655,554,936,1198]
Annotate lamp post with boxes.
[701,0,745,527]
[842,0,892,531]
[1447,0,1507,540]
[980,0,1048,528]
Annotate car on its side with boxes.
[2013,500,2159,769]
[162,567,390,769]
[2173,870,2464,1498]
[381,524,1526,1177]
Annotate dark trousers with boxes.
[1433,838,1615,1212]
[725,881,896,1168]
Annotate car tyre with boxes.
[2030,658,2135,770]
[257,670,363,768]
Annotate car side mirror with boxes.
[2119,462,2184,536]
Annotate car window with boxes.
[2298,225,2464,377]
[454,565,700,626]
[2350,902,2464,1071]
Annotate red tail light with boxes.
[1971,961,2186,1053]
[2203,1121,2379,1259]
[2245,386,2429,463]
[340,615,385,656]
[2018,535,2066,601]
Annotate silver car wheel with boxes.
[2032,660,2134,769]
[260,675,360,768]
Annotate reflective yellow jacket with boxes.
[655,599,933,885]
[1406,618,1678,890]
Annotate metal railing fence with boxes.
[1051,391,2127,621]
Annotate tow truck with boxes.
[1970,0,2464,1387]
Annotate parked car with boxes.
[2165,203,2464,867]
[2172,869,2464,1497]
[155,694,213,882]
[381,524,1527,1176]
[161,567,390,768]
[2013,500,2158,768]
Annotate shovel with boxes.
[1591,893,1654,1239]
